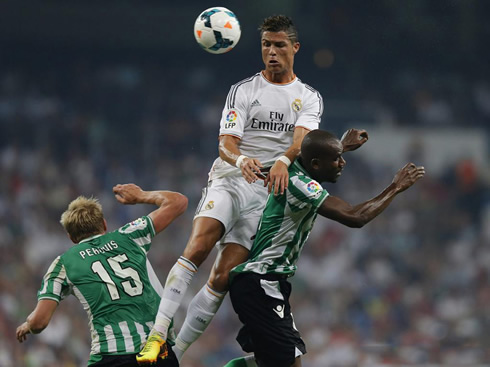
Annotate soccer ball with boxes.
[194,7,241,54]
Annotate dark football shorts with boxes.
[90,345,179,367]
[229,272,306,366]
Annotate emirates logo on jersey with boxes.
[291,98,303,112]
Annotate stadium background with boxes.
[1,0,489,365]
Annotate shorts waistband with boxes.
[259,273,290,281]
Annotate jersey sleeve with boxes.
[294,88,323,131]
[289,175,329,209]
[117,215,156,253]
[218,82,250,138]
[38,256,72,303]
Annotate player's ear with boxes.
[311,158,320,169]
[103,219,107,233]
[293,42,300,54]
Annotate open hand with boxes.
[239,157,264,184]
[264,160,289,195]
[393,163,425,193]
[341,128,369,152]
[16,322,30,343]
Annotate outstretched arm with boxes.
[265,127,368,196]
[16,299,58,342]
[113,184,188,234]
[318,163,425,227]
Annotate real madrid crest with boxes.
[292,98,303,112]
[204,201,215,211]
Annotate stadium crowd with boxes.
[1,59,489,367]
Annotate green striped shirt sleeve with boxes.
[37,256,71,303]
[290,175,328,208]
[117,215,155,252]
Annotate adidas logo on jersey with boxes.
[251,99,261,107]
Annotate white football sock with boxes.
[173,283,226,360]
[153,256,197,339]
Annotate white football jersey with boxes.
[208,72,323,180]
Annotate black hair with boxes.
[300,130,339,162]
[259,15,299,43]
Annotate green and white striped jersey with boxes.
[231,160,329,278]
[38,216,174,365]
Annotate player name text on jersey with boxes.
[79,240,119,259]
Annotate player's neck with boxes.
[262,70,296,84]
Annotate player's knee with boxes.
[183,222,224,266]
[183,244,212,267]
[184,235,220,266]
[209,270,230,292]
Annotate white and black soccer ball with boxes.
[194,7,241,54]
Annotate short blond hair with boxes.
[60,196,105,243]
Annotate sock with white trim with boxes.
[172,283,226,361]
[153,257,197,339]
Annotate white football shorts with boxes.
[194,176,269,250]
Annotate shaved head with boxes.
[299,130,345,183]
[301,130,339,162]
